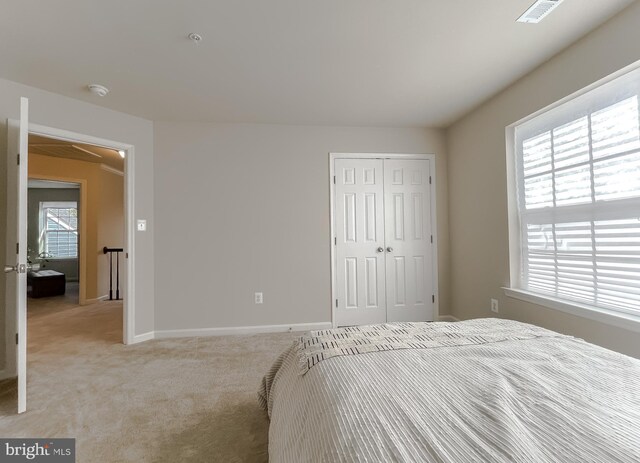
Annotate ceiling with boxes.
[29,134,125,171]
[0,0,635,127]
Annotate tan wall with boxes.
[98,171,125,298]
[28,154,124,301]
[446,3,640,358]
[153,123,450,330]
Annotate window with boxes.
[508,66,640,324]
[40,201,78,258]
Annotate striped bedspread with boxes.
[295,319,562,374]
[259,318,640,462]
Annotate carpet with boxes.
[0,287,297,462]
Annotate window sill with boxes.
[502,287,640,334]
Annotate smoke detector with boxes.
[188,32,202,43]
[87,84,110,97]
[517,0,564,24]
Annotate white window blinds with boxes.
[514,67,640,319]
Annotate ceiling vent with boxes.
[517,0,564,24]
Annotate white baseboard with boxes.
[154,322,333,340]
[128,319,462,345]
[130,331,155,344]
[80,295,110,305]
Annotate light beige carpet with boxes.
[0,286,297,462]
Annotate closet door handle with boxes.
[376,247,384,253]
[386,247,393,253]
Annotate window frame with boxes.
[39,200,79,260]
[505,62,640,333]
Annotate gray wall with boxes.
[446,3,640,358]
[1,77,155,373]
[153,123,450,331]
[27,188,79,281]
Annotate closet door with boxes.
[335,159,386,326]
[384,159,434,322]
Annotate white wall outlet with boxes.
[491,298,499,313]
[255,292,263,304]
[137,219,147,231]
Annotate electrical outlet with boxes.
[255,292,263,304]
[491,298,499,313]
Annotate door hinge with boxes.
[126,253,129,258]
[429,176,432,185]
[16,333,19,345]
[333,175,336,184]
[432,295,435,303]
[334,237,337,245]
[335,299,338,307]
[17,154,20,165]
[430,235,433,244]
[16,242,19,254]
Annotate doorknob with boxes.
[386,247,393,253]
[4,264,27,274]
[376,247,384,253]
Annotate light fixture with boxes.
[188,32,202,44]
[517,0,564,24]
[118,150,126,158]
[87,84,110,97]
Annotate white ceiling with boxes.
[0,0,635,127]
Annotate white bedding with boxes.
[259,318,640,462]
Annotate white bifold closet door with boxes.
[335,158,434,327]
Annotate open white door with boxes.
[4,97,29,413]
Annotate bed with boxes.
[258,318,640,462]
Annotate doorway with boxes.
[330,153,439,327]
[25,129,130,338]
[4,101,136,413]
[24,134,127,372]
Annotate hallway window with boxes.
[40,201,78,258]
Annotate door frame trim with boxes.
[329,153,439,328]
[26,122,135,345]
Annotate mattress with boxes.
[259,318,640,462]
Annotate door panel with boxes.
[384,159,433,322]
[335,159,386,326]
[5,97,29,413]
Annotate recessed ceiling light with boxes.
[188,32,202,43]
[87,84,109,97]
[517,0,564,24]
[118,150,126,158]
